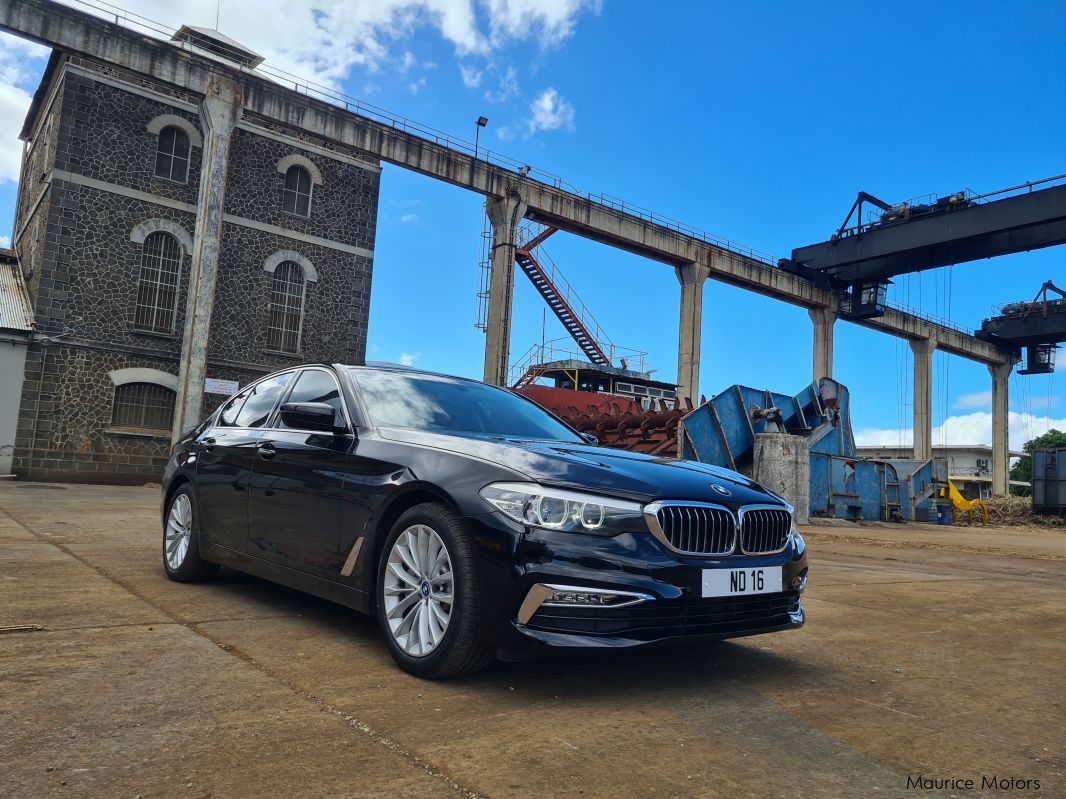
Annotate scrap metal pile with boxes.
[519,385,692,457]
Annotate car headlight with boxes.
[479,482,646,534]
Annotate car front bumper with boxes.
[466,513,809,653]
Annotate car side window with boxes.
[234,372,293,429]
[279,369,346,429]
[216,388,252,428]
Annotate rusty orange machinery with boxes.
[518,385,696,457]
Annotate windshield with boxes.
[348,369,582,442]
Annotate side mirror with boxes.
[279,402,345,433]
[580,432,599,446]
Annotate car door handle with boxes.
[257,442,276,460]
[202,437,216,452]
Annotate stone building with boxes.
[9,26,380,483]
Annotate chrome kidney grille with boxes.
[645,502,737,556]
[739,507,792,554]
[645,502,792,557]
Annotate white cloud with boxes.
[398,351,420,366]
[483,0,600,49]
[495,125,515,142]
[484,65,519,103]
[55,0,594,90]
[0,34,48,184]
[527,87,574,134]
[854,411,1066,451]
[399,213,418,223]
[68,0,482,86]
[0,235,10,248]
[0,83,31,183]
[458,63,482,88]
[955,390,993,409]
[408,77,427,95]
[0,35,49,84]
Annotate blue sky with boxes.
[1,0,1064,449]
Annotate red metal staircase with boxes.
[514,226,612,367]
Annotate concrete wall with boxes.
[752,433,810,525]
[0,341,28,474]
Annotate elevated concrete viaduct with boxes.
[0,0,1019,491]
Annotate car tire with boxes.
[163,484,220,583]
[376,503,494,679]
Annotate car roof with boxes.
[252,362,486,388]
[345,362,487,385]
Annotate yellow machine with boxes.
[940,481,989,525]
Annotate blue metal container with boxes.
[679,378,947,523]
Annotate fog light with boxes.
[516,583,654,624]
[547,589,630,606]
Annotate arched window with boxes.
[265,261,306,353]
[111,382,176,432]
[282,165,313,217]
[133,232,182,334]
[155,125,191,182]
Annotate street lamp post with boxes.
[474,115,488,161]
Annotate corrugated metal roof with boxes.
[0,250,35,334]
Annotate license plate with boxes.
[702,566,782,597]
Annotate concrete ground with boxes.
[1,483,1062,799]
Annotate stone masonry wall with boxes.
[15,63,65,307]
[225,127,379,252]
[34,181,195,347]
[13,346,174,483]
[210,224,373,370]
[57,69,203,207]
[12,60,380,484]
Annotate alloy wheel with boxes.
[383,524,454,656]
[165,493,193,571]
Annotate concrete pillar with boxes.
[753,433,810,525]
[172,75,242,440]
[989,361,1013,495]
[675,261,710,405]
[910,337,937,461]
[809,307,836,382]
[481,187,528,386]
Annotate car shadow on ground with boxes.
[202,567,821,695]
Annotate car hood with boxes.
[377,428,786,508]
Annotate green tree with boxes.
[1010,428,1066,496]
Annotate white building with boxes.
[855,444,1027,500]
[0,249,34,475]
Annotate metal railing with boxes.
[508,338,648,387]
[883,299,974,336]
[840,174,1066,239]
[516,223,614,355]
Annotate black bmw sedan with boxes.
[161,363,808,678]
